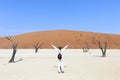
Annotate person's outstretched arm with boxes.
[63,45,68,49]
[62,45,69,52]
[51,44,58,52]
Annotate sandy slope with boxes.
[0,49,120,80]
[0,30,120,49]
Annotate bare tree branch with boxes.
[32,41,44,53]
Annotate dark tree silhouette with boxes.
[97,41,107,57]
[5,36,18,63]
[32,41,44,53]
[83,44,90,53]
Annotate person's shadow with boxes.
[53,66,67,68]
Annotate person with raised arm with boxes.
[51,44,68,73]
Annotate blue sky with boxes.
[0,0,120,36]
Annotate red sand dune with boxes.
[0,30,120,49]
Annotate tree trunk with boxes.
[9,49,16,63]
[102,42,107,57]
[5,36,18,63]
[98,41,107,57]
[35,48,38,53]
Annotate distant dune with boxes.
[0,30,120,49]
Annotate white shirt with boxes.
[51,44,68,60]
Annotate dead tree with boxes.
[32,42,44,53]
[83,45,90,53]
[97,41,107,57]
[5,36,18,63]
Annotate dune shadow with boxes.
[14,58,23,63]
